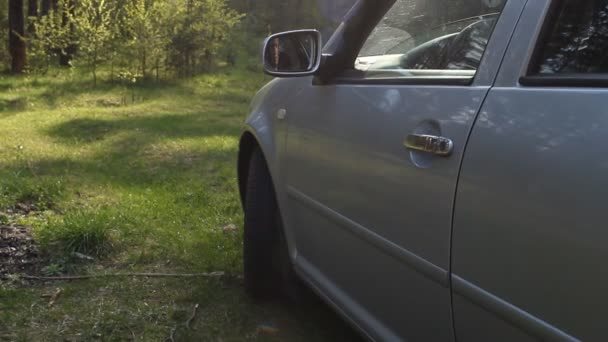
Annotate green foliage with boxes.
[167,0,244,76]
[28,0,74,73]
[71,0,115,84]
[20,0,245,83]
[121,0,169,79]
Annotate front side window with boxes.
[355,0,506,78]
[532,0,608,75]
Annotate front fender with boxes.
[238,79,284,207]
[238,77,308,259]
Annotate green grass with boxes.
[0,68,360,341]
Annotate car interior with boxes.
[354,14,500,79]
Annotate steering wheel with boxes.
[442,18,497,70]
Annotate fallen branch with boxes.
[21,272,226,281]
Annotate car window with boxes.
[355,0,506,77]
[532,0,608,75]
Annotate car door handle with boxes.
[404,134,454,156]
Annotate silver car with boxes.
[237,0,607,340]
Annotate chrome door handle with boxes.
[404,134,454,156]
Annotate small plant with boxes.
[117,70,143,104]
[38,209,127,258]
[0,213,9,225]
[42,262,65,276]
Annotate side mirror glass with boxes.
[263,30,322,77]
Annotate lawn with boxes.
[0,68,359,341]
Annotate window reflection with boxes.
[356,0,506,76]
[536,0,608,74]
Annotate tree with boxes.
[167,0,243,76]
[123,0,167,79]
[71,0,114,85]
[9,0,26,73]
[28,0,74,72]
[58,0,74,66]
[0,1,9,71]
[27,0,38,35]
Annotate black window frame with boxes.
[520,0,608,87]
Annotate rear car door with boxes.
[282,0,526,340]
[453,0,608,340]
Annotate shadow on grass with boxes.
[46,112,242,144]
[0,69,257,111]
[47,78,203,104]
[0,97,28,112]
[20,109,242,191]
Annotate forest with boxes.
[0,0,352,83]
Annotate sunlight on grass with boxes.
[0,68,258,339]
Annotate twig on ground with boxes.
[186,303,200,329]
[48,288,62,307]
[165,326,177,342]
[165,303,200,341]
[21,272,226,281]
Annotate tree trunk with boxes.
[27,0,37,35]
[155,58,160,82]
[92,65,97,86]
[9,0,26,74]
[59,0,74,66]
[141,50,146,78]
[110,58,114,83]
[41,0,51,16]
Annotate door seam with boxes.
[447,1,531,341]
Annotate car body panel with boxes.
[452,0,603,340]
[277,2,527,340]
[241,78,303,256]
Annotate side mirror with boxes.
[263,30,322,77]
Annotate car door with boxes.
[282,0,526,340]
[452,0,608,341]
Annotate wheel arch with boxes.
[238,126,297,255]
[237,128,281,208]
[237,131,259,209]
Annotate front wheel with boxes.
[243,147,305,300]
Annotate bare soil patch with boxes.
[0,222,41,280]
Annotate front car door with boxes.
[453,0,608,340]
[282,0,526,340]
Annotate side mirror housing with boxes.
[262,30,322,77]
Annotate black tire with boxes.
[243,147,306,301]
[243,148,282,298]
